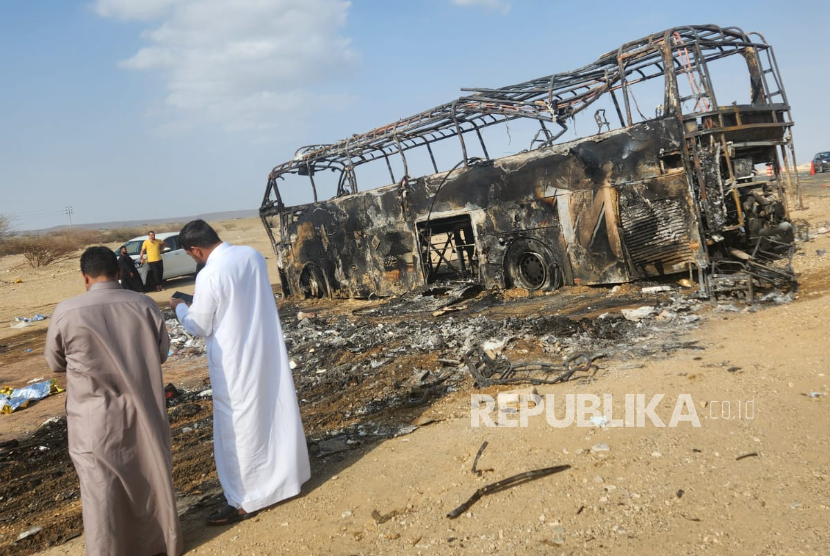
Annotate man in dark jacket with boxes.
[118,246,144,292]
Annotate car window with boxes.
[820,152,830,159]
[123,240,143,256]
[164,235,180,250]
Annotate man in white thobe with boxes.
[170,219,310,525]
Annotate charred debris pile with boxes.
[160,276,797,445]
[279,285,701,438]
[272,275,799,455]
[160,282,713,448]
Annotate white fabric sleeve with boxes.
[176,277,219,337]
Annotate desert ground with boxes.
[1,176,829,556]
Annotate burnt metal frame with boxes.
[263,25,796,214]
[261,24,799,297]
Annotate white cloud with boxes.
[95,0,357,132]
[93,0,187,21]
[451,0,511,13]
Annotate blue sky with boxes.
[1,0,827,231]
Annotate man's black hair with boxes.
[80,246,119,279]
[179,219,221,250]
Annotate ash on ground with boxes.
[0,280,789,556]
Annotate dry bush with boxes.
[0,215,14,255]
[101,223,187,244]
[0,221,194,262]
[56,223,187,248]
[51,229,99,249]
[2,235,77,267]
[102,226,151,244]
[161,222,187,233]
[0,214,12,241]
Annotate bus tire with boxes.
[504,238,562,291]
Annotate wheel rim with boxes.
[517,252,547,289]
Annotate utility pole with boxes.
[65,206,73,233]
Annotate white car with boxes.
[118,232,198,285]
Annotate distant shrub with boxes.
[216,221,242,232]
[101,226,151,244]
[162,222,187,234]
[0,214,12,241]
[51,229,99,249]
[0,222,192,262]
[100,223,187,244]
[3,235,77,267]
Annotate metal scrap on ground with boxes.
[470,441,489,476]
[463,348,603,387]
[447,465,571,519]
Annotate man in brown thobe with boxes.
[45,246,182,556]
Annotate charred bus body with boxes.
[261,25,798,300]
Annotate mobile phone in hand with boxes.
[171,291,194,304]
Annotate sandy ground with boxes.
[2,177,830,555]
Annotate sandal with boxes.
[206,504,258,526]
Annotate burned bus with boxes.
[260,24,799,300]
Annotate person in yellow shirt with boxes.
[139,231,167,292]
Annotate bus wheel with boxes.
[504,239,562,291]
[299,263,328,298]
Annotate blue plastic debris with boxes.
[14,314,48,323]
[0,379,65,414]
